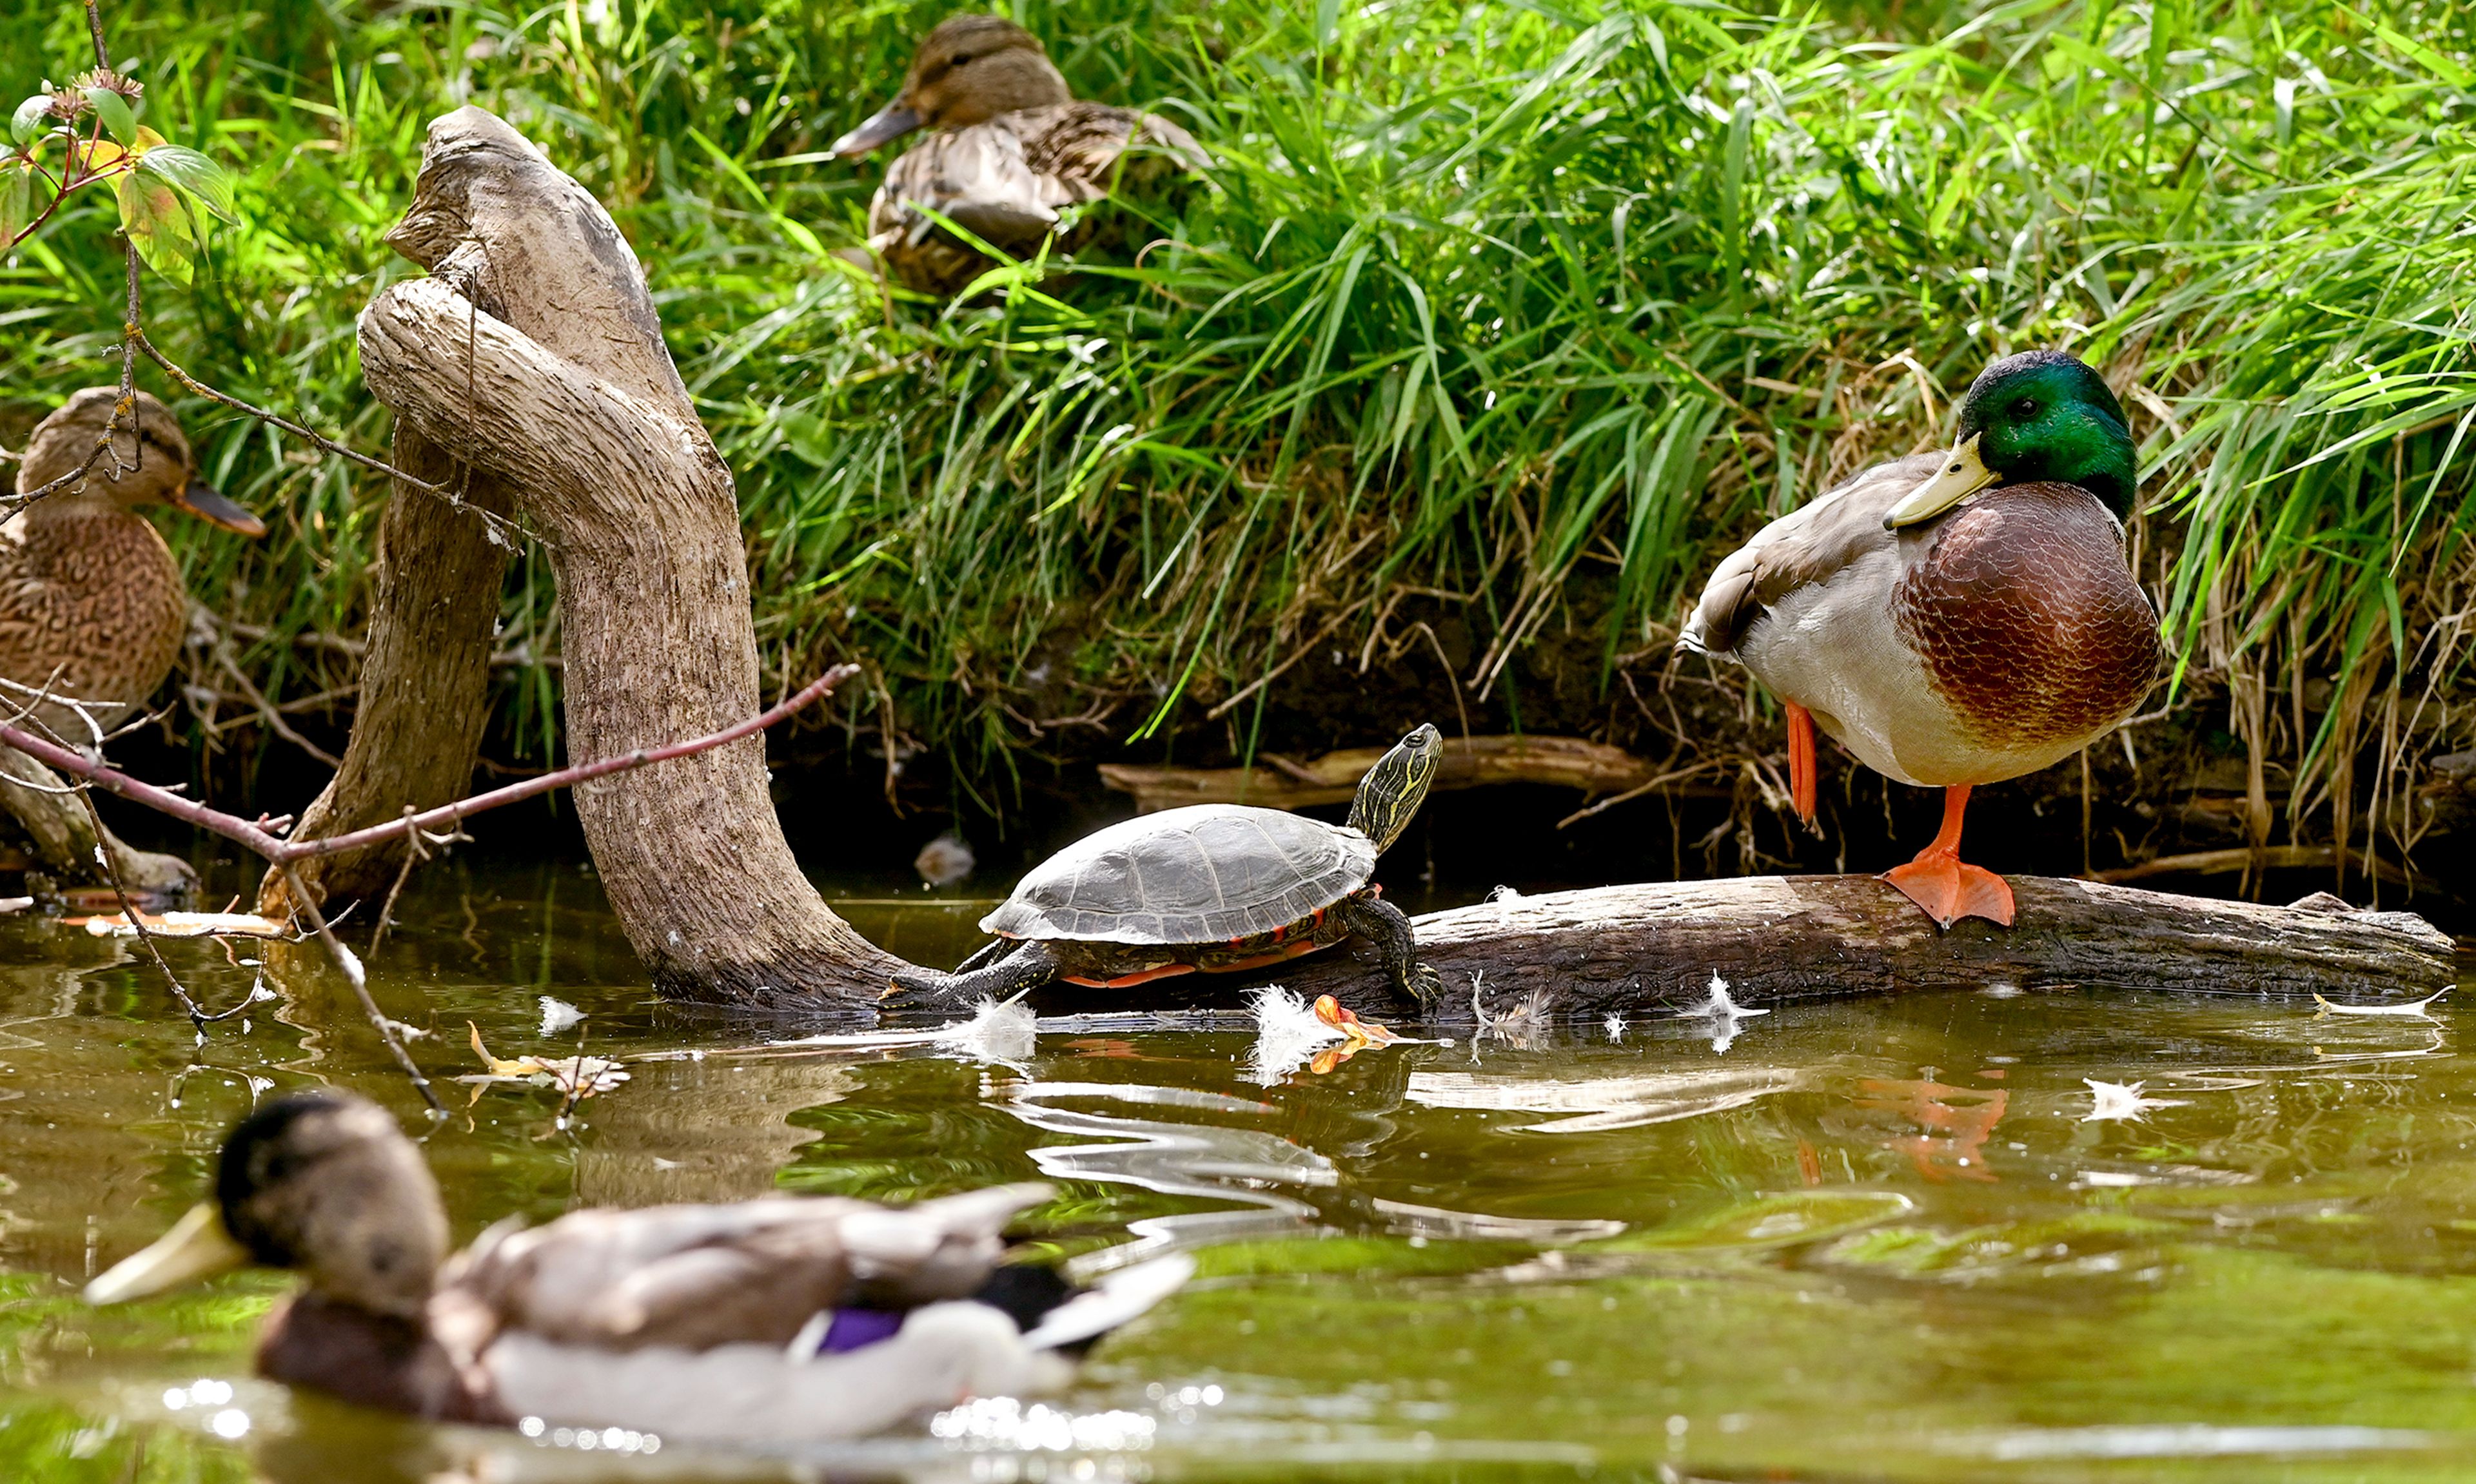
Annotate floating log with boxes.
[1101,734,1688,814]
[1120,875,2460,1017]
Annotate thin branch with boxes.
[135,334,543,549]
[279,864,444,1115]
[0,665,860,866]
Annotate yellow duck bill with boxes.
[1883,433,1999,529]
[84,1202,251,1305]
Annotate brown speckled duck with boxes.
[88,1089,1191,1445]
[830,14,1206,297]
[6,387,262,735]
[0,389,260,897]
[1679,351,2161,928]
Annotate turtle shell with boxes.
[981,804,1376,945]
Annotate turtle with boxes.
[886,725,1446,1007]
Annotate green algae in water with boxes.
[2,860,2473,1481]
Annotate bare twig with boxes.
[68,784,251,1031]
[278,863,444,1116]
[0,665,858,866]
[135,334,543,549]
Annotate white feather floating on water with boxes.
[932,994,1039,1067]
[2081,1079,2185,1122]
[1674,971,1768,1053]
[2313,989,2450,1019]
[539,997,585,1037]
[1246,985,1345,1086]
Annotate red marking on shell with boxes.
[1892,482,2160,750]
[1063,962,1200,988]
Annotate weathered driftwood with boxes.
[352,106,902,1006]
[256,433,513,916]
[1093,876,2459,1018]
[1100,734,1674,814]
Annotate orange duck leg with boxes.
[1881,784,2015,928]
[1783,701,1818,824]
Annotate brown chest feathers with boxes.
[0,504,188,730]
[1892,482,2161,750]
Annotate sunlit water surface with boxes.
[3,859,2473,1483]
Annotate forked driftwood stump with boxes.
[350,106,901,1004]
[338,106,2455,1015]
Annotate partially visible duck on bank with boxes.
[1679,351,2162,927]
[1,388,264,899]
[829,14,1206,297]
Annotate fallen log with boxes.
[1085,875,2459,1017]
[1101,734,1711,814]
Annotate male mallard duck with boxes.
[829,14,1205,297]
[86,1089,1191,1444]
[1678,351,2161,927]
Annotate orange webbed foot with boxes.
[1882,853,2016,928]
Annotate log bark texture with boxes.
[1115,875,2461,1018]
[1100,734,1686,813]
[254,433,511,916]
[353,106,901,1006]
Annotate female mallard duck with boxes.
[829,14,1205,297]
[6,387,263,732]
[1678,350,2161,928]
[86,1089,1190,1444]
[0,388,262,898]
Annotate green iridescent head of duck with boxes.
[86,1090,448,1318]
[19,387,265,536]
[1884,351,2137,530]
[1346,724,1443,853]
[829,14,1072,159]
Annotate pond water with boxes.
[4,857,2474,1483]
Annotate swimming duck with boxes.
[1,387,262,897]
[1678,351,2161,927]
[86,1089,1189,1445]
[829,14,1205,297]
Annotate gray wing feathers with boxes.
[1679,453,1940,659]
[447,1184,1050,1352]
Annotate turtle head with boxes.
[1347,724,1443,854]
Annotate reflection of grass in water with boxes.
[0,0,2468,828]
[0,1273,268,1483]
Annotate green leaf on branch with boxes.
[84,87,137,146]
[115,168,194,286]
[0,159,34,249]
[133,142,235,224]
[10,97,48,147]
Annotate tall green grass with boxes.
[1,0,2470,860]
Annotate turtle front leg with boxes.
[1333,893,1443,1009]
[884,939,1062,1008]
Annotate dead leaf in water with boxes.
[460,1022,629,1098]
